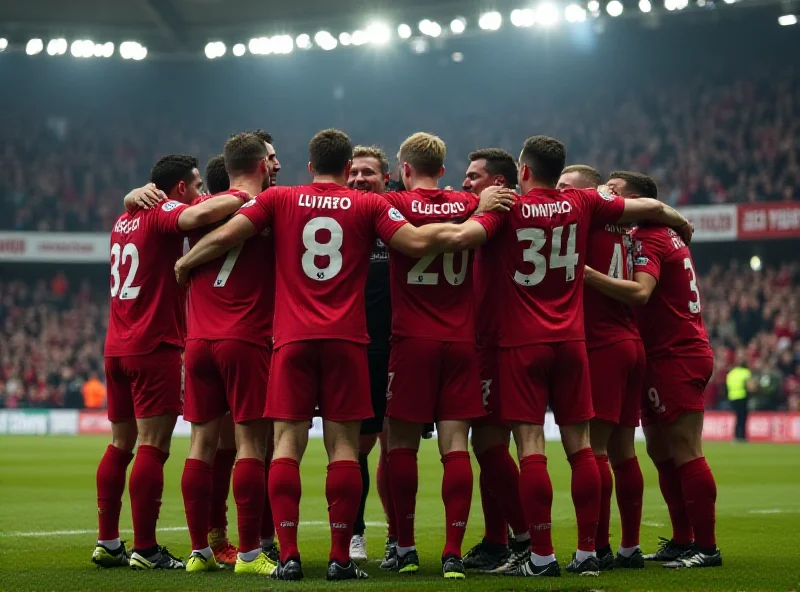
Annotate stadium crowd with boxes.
[1,70,798,232]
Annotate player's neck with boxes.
[228,176,262,197]
[312,174,347,186]
[405,177,439,191]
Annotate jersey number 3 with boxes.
[110,243,141,300]
[514,224,578,286]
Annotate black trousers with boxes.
[731,397,748,441]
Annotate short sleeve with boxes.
[368,193,408,243]
[585,189,626,227]
[632,228,664,282]
[153,200,189,235]
[472,211,505,239]
[236,188,276,233]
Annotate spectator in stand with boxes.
[82,371,106,410]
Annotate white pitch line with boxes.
[1,521,385,538]
[748,509,785,514]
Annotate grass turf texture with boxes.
[1,436,798,591]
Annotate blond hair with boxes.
[399,132,446,177]
[353,145,390,175]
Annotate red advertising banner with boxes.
[738,203,800,240]
[703,411,800,443]
[78,410,112,434]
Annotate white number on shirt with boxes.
[110,243,141,300]
[608,242,624,279]
[407,252,470,286]
[302,217,343,281]
[514,224,578,286]
[214,244,244,287]
[684,257,701,314]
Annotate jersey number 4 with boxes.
[514,224,578,286]
[110,243,140,300]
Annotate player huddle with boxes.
[92,127,721,582]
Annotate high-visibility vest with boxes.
[726,367,751,401]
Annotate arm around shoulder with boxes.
[388,219,488,257]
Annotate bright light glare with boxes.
[272,35,293,54]
[418,19,442,37]
[665,0,677,10]
[450,18,466,34]
[587,0,600,12]
[204,41,226,59]
[314,31,338,51]
[478,12,502,31]
[233,43,246,56]
[452,51,464,62]
[398,24,412,38]
[367,22,391,44]
[606,0,624,17]
[339,32,352,46]
[295,34,311,49]
[120,41,146,60]
[26,38,44,55]
[250,37,272,55]
[536,3,560,26]
[564,3,586,22]
[351,30,369,46]
[511,9,535,27]
[0,38,7,52]
[47,38,67,56]
[132,46,147,60]
[723,0,736,3]
[639,0,652,13]
[101,42,114,57]
[779,14,798,25]
[70,40,95,58]
[676,0,689,9]
[750,256,762,272]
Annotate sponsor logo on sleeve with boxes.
[161,200,181,212]
[596,185,615,201]
[388,207,405,222]
[635,256,649,266]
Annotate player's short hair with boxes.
[149,154,199,193]
[353,145,390,175]
[399,132,446,177]
[608,170,659,198]
[520,136,567,187]
[205,155,230,195]
[309,129,353,175]
[249,129,273,146]
[469,148,518,189]
[561,165,602,188]
[224,132,269,176]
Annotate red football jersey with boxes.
[584,224,641,349]
[185,191,275,346]
[631,225,713,359]
[383,189,479,342]
[474,188,625,346]
[104,199,189,357]
[473,238,504,347]
[237,183,408,348]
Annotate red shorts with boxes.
[499,341,592,426]
[588,340,646,428]
[105,343,183,422]
[183,339,271,424]
[641,356,714,426]
[472,346,508,428]
[386,337,485,424]
[267,339,372,422]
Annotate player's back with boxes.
[584,224,640,348]
[632,225,712,358]
[105,201,188,356]
[186,191,274,345]
[384,188,478,342]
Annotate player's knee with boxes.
[513,423,545,457]
[110,420,138,451]
[387,418,422,451]
[189,425,220,463]
[137,414,177,452]
[560,421,590,456]
[667,426,703,466]
[273,420,308,462]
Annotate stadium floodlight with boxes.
[132,45,147,60]
[478,11,503,31]
[564,3,586,22]
[26,38,44,55]
[47,38,67,56]
[339,32,352,46]
[70,40,95,58]
[398,23,412,38]
[676,0,689,9]
[0,38,7,52]
[639,0,652,13]
[233,43,246,56]
[779,14,798,25]
[723,0,735,3]
[204,41,226,59]
[120,41,145,60]
[587,0,601,12]
[419,19,442,37]
[511,9,536,27]
[272,35,293,54]
[606,0,624,17]
[351,30,369,45]
[750,255,762,272]
[451,51,464,62]
[100,42,114,58]
[367,22,391,44]
[314,31,338,51]
[450,17,467,34]
[665,0,677,10]
[295,34,311,49]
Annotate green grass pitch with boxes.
[1,436,799,591]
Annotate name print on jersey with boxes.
[298,194,352,210]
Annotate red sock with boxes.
[519,455,553,556]
[209,448,236,532]
[233,458,265,553]
[569,448,601,552]
[594,454,613,550]
[261,461,275,541]
[376,446,396,538]
[181,459,213,551]
[441,451,473,558]
[613,456,644,548]
[679,457,717,550]
[655,459,694,544]
[269,457,301,562]
[479,469,507,545]
[129,445,169,550]
[477,444,527,538]
[388,448,418,548]
[96,444,134,541]
[326,461,362,564]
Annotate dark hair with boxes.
[149,154,199,194]
[608,170,659,198]
[224,132,268,176]
[309,129,353,175]
[469,148,518,189]
[520,136,567,187]
[249,129,273,145]
[561,164,602,188]
[205,155,230,195]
